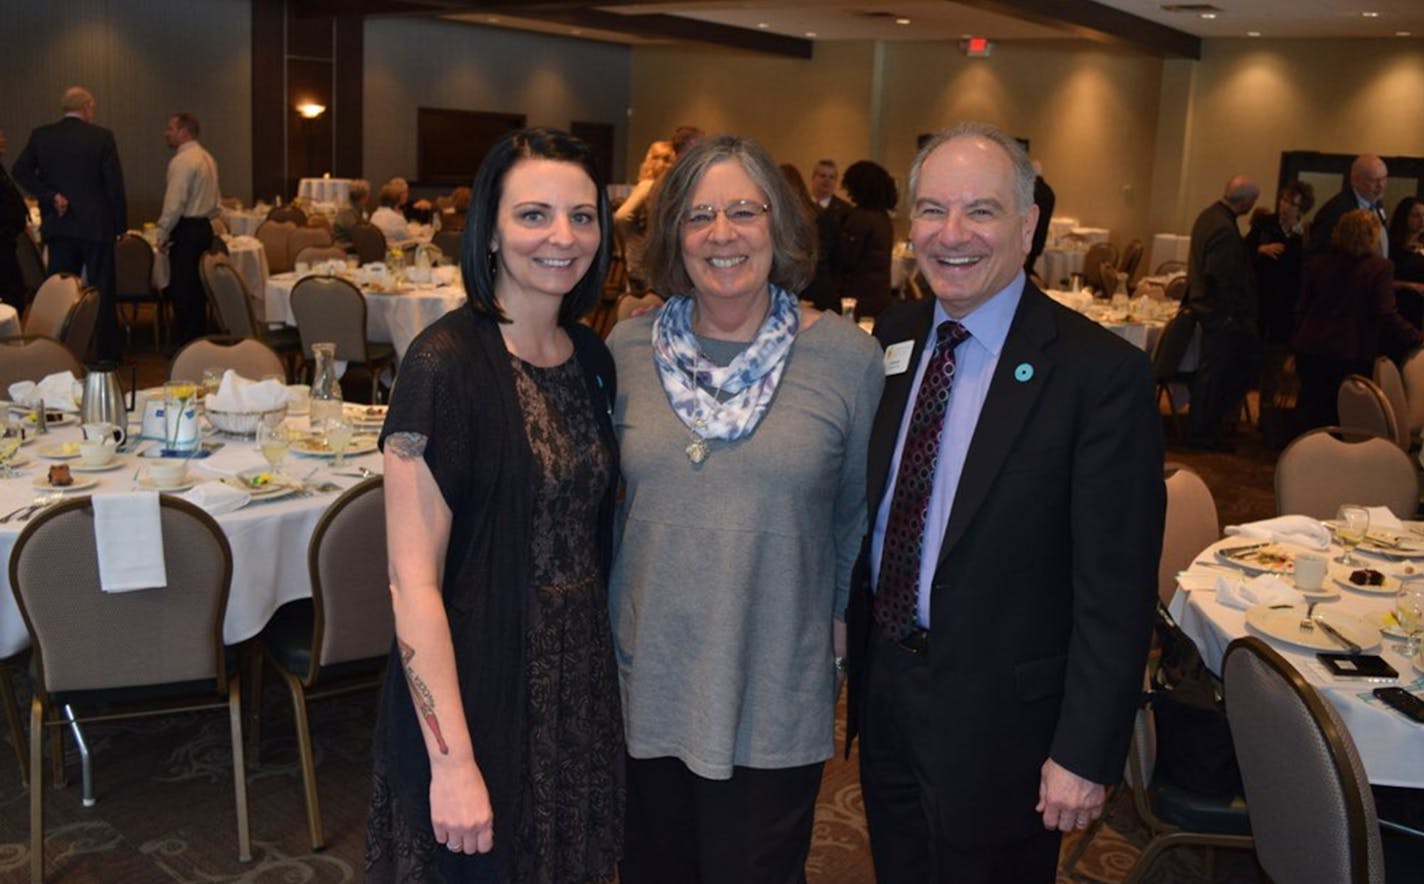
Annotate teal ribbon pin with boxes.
[1014,362,1034,382]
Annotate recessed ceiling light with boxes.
[1362,11,1379,17]
[1201,12,1217,19]
[1398,31,1413,36]
[487,15,498,23]
[804,31,817,38]
[756,22,769,29]
[1247,31,1260,36]
[895,17,911,25]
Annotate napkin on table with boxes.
[1364,506,1405,532]
[92,492,167,592]
[180,481,250,516]
[1215,573,1297,611]
[8,371,81,412]
[1225,515,1331,551]
[206,370,290,412]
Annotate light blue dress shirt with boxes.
[870,273,1025,629]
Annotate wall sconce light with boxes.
[296,102,327,119]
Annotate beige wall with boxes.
[1178,38,1424,233]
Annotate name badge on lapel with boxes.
[884,341,915,376]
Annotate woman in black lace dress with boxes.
[365,128,623,883]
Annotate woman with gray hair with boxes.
[606,134,884,882]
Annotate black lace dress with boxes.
[365,311,622,884]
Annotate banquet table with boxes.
[264,269,466,361]
[1035,248,1086,290]
[0,413,382,657]
[1148,233,1191,273]
[297,177,352,206]
[0,304,19,337]
[1170,531,1424,788]
[220,207,267,237]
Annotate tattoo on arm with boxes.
[398,638,449,755]
[387,432,427,460]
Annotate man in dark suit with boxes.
[13,86,127,360]
[1184,176,1261,452]
[0,130,30,312]
[846,121,1163,883]
[1307,154,1388,257]
[1024,162,1055,277]
[810,158,852,214]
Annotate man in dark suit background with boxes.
[13,86,127,361]
[1307,154,1388,257]
[846,121,1162,883]
[0,130,29,312]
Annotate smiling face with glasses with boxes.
[679,160,775,309]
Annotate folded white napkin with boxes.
[1225,515,1331,551]
[1175,569,1220,592]
[192,445,269,478]
[179,481,249,515]
[8,371,80,412]
[1215,573,1297,611]
[207,370,289,412]
[1365,506,1405,531]
[92,492,167,592]
[433,264,459,286]
[228,234,263,249]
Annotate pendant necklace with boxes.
[685,349,730,464]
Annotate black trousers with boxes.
[621,754,824,884]
[859,631,1061,884]
[47,235,119,361]
[168,217,212,348]
[1187,315,1262,447]
[0,230,24,312]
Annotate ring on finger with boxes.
[448,842,462,853]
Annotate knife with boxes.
[1313,617,1362,654]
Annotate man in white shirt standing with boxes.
[157,112,220,348]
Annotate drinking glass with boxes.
[1395,583,1424,659]
[326,420,354,468]
[163,379,199,454]
[1335,504,1370,565]
[0,419,24,478]
[257,422,291,479]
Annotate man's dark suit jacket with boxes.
[846,283,1163,847]
[12,116,126,244]
[1186,201,1255,326]
[1307,187,1366,256]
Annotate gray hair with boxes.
[61,86,94,114]
[643,134,815,296]
[908,121,1035,213]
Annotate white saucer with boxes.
[136,476,196,493]
[70,460,125,473]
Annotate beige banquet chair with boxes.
[1159,464,1220,605]
[267,204,306,226]
[59,285,99,363]
[1222,637,1382,884]
[1401,347,1424,440]
[0,336,83,392]
[9,496,251,881]
[432,228,462,264]
[1081,241,1119,293]
[348,222,387,265]
[1371,356,1412,450]
[288,275,395,403]
[114,232,166,351]
[170,336,285,383]
[255,219,298,275]
[200,252,304,379]
[288,225,334,262]
[257,477,392,849]
[1337,374,1402,450]
[1274,426,1418,519]
[15,233,46,306]
[23,273,84,339]
[293,245,347,267]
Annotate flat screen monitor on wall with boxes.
[417,108,527,185]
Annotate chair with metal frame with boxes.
[348,222,387,265]
[288,274,396,403]
[0,335,83,392]
[15,233,46,308]
[59,285,99,363]
[256,477,392,849]
[9,496,251,882]
[200,251,304,380]
[1337,373,1402,450]
[1274,425,1418,519]
[23,273,83,340]
[114,232,167,352]
[1159,463,1219,606]
[170,335,285,383]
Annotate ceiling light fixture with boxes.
[1362,11,1379,18]
[805,31,817,38]
[756,22,769,29]
[296,102,326,120]
[1201,12,1217,19]
[895,17,911,25]
[1247,31,1260,37]
[1398,31,1412,37]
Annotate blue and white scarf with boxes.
[651,285,800,442]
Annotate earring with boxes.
[487,251,498,276]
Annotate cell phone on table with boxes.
[1373,687,1424,723]
[1315,653,1398,679]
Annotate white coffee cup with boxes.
[1294,552,1328,591]
[78,439,117,468]
[286,384,311,415]
[146,459,189,489]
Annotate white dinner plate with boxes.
[70,460,125,474]
[1,454,29,469]
[136,476,197,493]
[1245,604,1381,653]
[1216,542,1295,575]
[222,472,300,501]
[35,442,82,460]
[342,403,387,427]
[1330,562,1402,596]
[31,474,99,492]
[290,433,379,458]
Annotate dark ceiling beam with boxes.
[953,0,1200,59]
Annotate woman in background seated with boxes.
[614,139,675,293]
[369,181,410,244]
[834,160,898,319]
[442,185,472,233]
[333,178,369,247]
[1293,208,1421,431]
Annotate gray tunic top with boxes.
[608,311,884,779]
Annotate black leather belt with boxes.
[893,628,929,654]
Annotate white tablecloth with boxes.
[223,236,271,305]
[297,178,352,206]
[0,304,19,337]
[0,420,382,656]
[1036,249,1086,289]
[1170,534,1424,788]
[264,271,467,361]
[220,208,267,237]
[1148,233,1191,274]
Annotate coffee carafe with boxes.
[80,362,135,443]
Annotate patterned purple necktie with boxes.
[875,320,970,641]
